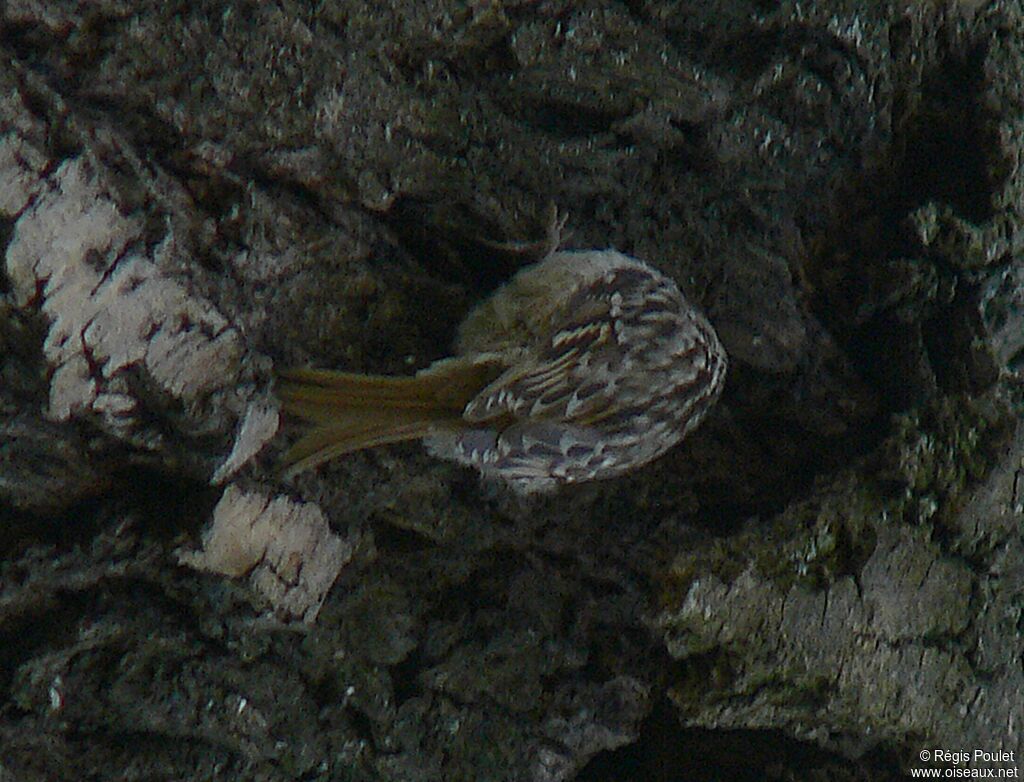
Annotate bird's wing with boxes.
[462,259,706,429]
[463,279,634,427]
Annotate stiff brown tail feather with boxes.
[275,359,500,477]
[277,412,457,477]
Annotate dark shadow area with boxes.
[0,467,218,561]
[893,42,1004,224]
[383,196,545,293]
[578,698,911,782]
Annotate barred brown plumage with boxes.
[277,247,727,493]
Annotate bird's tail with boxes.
[275,358,500,477]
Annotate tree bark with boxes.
[2,1,1023,780]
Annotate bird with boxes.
[276,237,728,494]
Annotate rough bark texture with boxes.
[2,1,1023,780]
